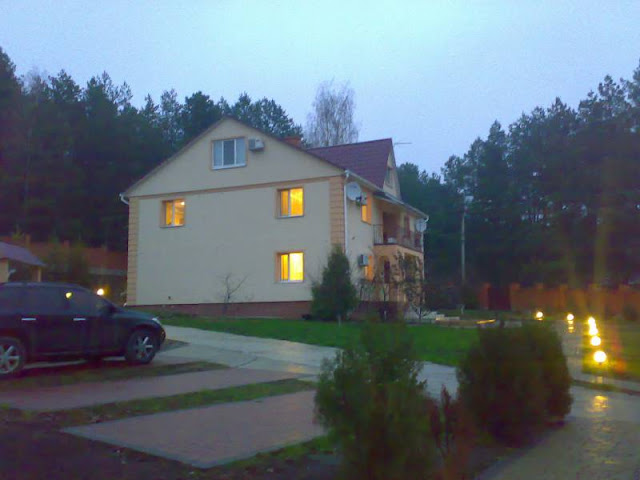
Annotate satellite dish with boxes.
[415,217,428,233]
[346,182,363,202]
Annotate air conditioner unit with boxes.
[248,138,264,151]
[357,254,370,267]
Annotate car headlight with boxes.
[151,317,163,326]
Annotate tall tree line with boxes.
[399,61,640,287]
[0,48,302,250]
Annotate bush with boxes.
[311,245,358,322]
[456,324,571,445]
[315,322,435,479]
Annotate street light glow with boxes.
[590,336,601,347]
[588,325,599,336]
[587,316,596,326]
[535,311,544,320]
[96,288,105,296]
[566,313,574,321]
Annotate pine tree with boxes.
[311,245,358,322]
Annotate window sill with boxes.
[161,224,185,228]
[212,164,246,171]
[277,214,305,219]
[278,280,305,284]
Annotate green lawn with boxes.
[582,322,640,381]
[160,314,478,366]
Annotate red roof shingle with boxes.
[307,138,393,189]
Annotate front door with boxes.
[23,286,86,355]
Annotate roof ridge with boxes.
[307,138,392,150]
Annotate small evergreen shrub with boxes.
[315,322,435,479]
[457,324,571,445]
[311,245,358,322]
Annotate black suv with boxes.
[0,282,166,378]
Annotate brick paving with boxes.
[64,391,323,468]
[0,368,302,411]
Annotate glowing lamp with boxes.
[588,325,599,336]
[535,311,544,320]
[590,336,601,347]
[566,313,574,321]
[65,292,72,299]
[587,316,596,326]
[593,350,607,364]
[96,288,105,296]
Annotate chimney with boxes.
[283,136,302,148]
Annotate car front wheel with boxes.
[124,330,158,365]
[0,337,26,379]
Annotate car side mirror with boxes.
[100,303,116,316]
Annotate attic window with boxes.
[213,138,246,169]
[385,167,393,185]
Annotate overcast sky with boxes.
[2,1,639,174]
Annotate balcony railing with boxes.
[373,224,423,252]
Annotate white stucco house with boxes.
[122,116,427,317]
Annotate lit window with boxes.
[213,138,246,169]
[363,255,374,280]
[361,194,371,223]
[279,252,304,282]
[279,188,304,217]
[162,199,185,227]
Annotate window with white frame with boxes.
[278,252,304,282]
[278,188,304,217]
[162,199,185,227]
[213,138,246,169]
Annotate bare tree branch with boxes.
[305,80,359,147]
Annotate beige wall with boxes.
[382,152,402,198]
[129,118,340,198]
[345,186,378,282]
[134,180,333,305]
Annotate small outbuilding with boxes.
[0,241,44,283]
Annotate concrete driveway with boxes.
[161,325,459,396]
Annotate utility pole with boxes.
[461,205,466,285]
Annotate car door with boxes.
[72,290,120,354]
[0,286,26,343]
[22,286,86,355]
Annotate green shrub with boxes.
[456,324,571,445]
[315,322,435,479]
[311,245,358,322]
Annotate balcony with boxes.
[373,224,423,252]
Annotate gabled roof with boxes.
[0,242,44,267]
[124,116,343,197]
[307,138,393,189]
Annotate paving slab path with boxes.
[162,325,640,476]
[0,368,302,411]
[64,390,322,468]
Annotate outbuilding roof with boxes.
[0,242,45,267]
